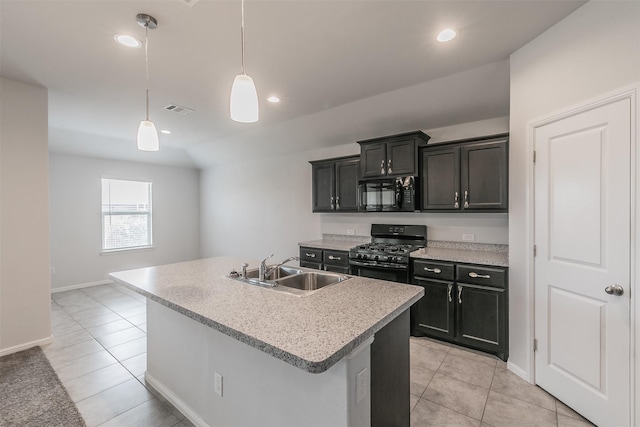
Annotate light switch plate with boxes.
[347,229,355,235]
[462,233,475,241]
[214,372,223,397]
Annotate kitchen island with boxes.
[109,256,423,427]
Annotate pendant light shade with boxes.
[230,0,259,123]
[137,120,159,151]
[136,14,159,151]
[230,74,259,123]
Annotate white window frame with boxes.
[101,177,154,253]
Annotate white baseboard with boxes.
[0,335,53,357]
[144,372,209,427]
[51,280,113,293]
[507,360,532,383]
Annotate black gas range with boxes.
[349,224,426,283]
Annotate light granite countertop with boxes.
[410,242,509,267]
[300,237,509,267]
[299,235,370,252]
[109,256,423,374]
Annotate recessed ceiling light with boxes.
[114,34,142,48]
[437,29,457,43]
[160,129,171,134]
[267,96,281,103]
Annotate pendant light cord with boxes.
[241,0,246,75]
[144,22,150,121]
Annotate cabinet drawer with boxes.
[324,265,350,274]
[413,260,454,281]
[300,247,323,263]
[456,264,506,288]
[300,261,322,270]
[323,250,349,267]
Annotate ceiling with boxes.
[0,0,586,169]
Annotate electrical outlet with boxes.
[462,234,475,242]
[347,229,355,235]
[214,372,223,397]
[356,368,368,405]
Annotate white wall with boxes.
[509,1,640,380]
[0,77,51,354]
[49,153,201,290]
[200,117,509,262]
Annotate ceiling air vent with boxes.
[175,0,201,7]
[163,104,195,115]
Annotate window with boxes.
[101,178,152,251]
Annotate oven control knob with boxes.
[389,256,396,262]
[374,255,379,261]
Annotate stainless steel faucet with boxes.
[259,255,300,281]
[258,254,274,281]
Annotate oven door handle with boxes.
[348,259,408,270]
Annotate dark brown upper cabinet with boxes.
[358,131,430,179]
[420,134,508,212]
[310,155,360,212]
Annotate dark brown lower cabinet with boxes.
[455,283,506,360]
[412,278,455,341]
[412,260,508,361]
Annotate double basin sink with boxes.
[229,266,350,297]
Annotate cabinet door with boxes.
[461,140,508,210]
[335,158,360,211]
[360,142,387,178]
[421,147,460,210]
[311,162,335,212]
[387,138,415,176]
[456,283,506,353]
[413,278,455,340]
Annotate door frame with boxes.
[524,84,639,424]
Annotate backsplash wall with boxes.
[320,213,508,244]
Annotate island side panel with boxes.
[145,299,371,427]
[371,309,410,427]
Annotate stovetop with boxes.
[352,243,421,255]
[348,224,427,266]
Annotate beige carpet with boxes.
[0,346,85,426]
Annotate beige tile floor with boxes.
[43,283,595,426]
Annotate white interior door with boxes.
[534,97,631,427]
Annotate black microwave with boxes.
[358,176,417,212]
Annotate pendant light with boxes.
[230,0,259,123]
[136,14,159,151]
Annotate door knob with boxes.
[605,284,624,296]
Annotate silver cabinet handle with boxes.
[336,196,340,209]
[330,196,335,210]
[305,253,316,258]
[328,255,341,261]
[605,284,624,296]
[454,191,459,209]
[380,160,385,175]
[388,159,392,174]
[464,190,469,208]
[424,267,442,274]
[458,286,462,304]
[447,284,452,302]
[469,272,490,279]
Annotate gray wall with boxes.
[200,117,509,265]
[0,77,51,354]
[49,153,201,290]
[509,0,640,380]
